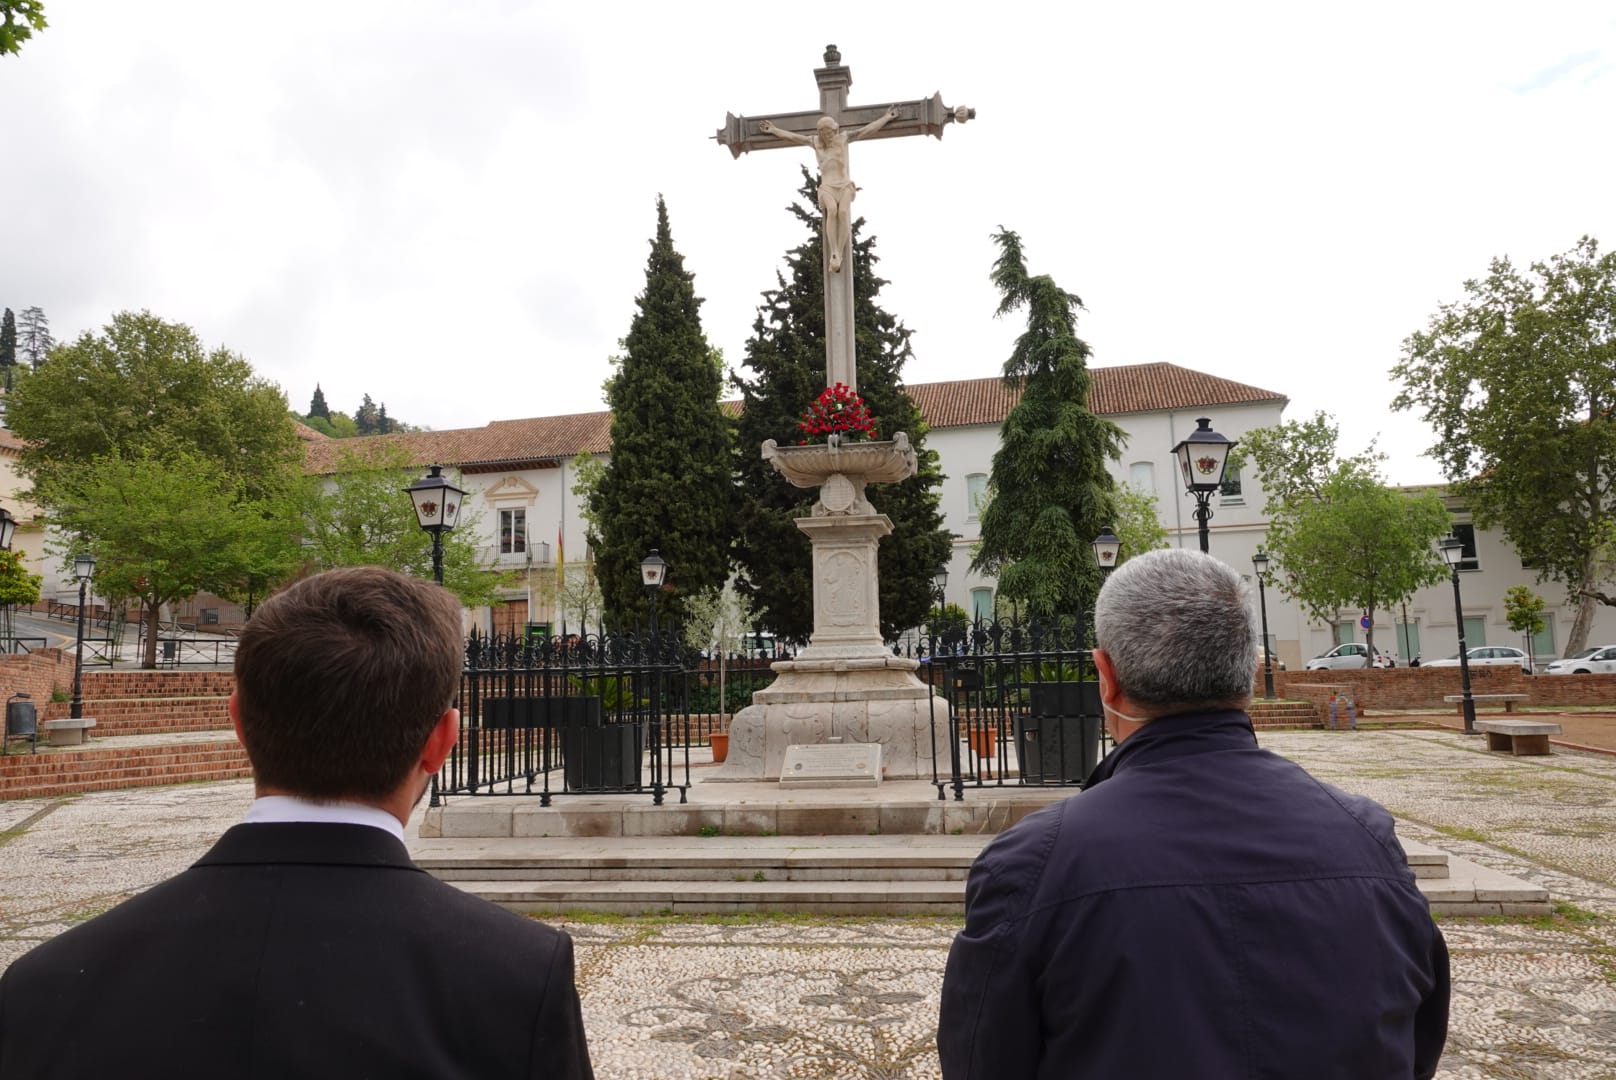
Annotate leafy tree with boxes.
[1392,236,1616,652]
[680,582,765,732]
[970,229,1122,619]
[1236,412,1451,661]
[5,310,302,506]
[50,447,289,667]
[308,384,331,420]
[0,548,42,639]
[1111,485,1169,565]
[1503,585,1547,671]
[590,196,733,629]
[0,308,15,387]
[354,394,380,435]
[732,172,950,641]
[0,0,46,57]
[17,306,52,369]
[299,411,359,439]
[302,442,498,606]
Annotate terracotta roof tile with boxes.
[303,363,1285,472]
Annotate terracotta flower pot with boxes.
[709,732,729,764]
[966,727,998,778]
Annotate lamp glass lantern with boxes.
[640,550,668,591]
[73,552,97,582]
[0,506,15,552]
[1438,534,1465,568]
[1171,417,1235,493]
[932,563,949,594]
[1091,526,1122,571]
[404,465,465,533]
[1252,549,1271,576]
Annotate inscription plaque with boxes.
[778,742,883,788]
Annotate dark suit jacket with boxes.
[0,823,593,1080]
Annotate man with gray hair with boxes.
[938,548,1449,1078]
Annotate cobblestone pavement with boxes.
[2,729,1615,1078]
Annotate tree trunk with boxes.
[1566,548,1600,655]
[143,601,161,669]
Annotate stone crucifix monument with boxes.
[708,46,973,781]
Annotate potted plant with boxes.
[681,583,764,764]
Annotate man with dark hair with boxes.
[0,567,594,1079]
[938,548,1448,1078]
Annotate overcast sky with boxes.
[4,2,1613,484]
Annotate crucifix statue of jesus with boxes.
[716,45,973,390]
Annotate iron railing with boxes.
[432,628,695,807]
[913,614,1109,800]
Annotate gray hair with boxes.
[1093,548,1257,711]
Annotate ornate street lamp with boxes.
[640,549,669,639]
[932,562,949,621]
[1091,526,1122,574]
[0,505,16,551]
[404,465,465,585]
[1171,417,1236,554]
[1438,534,1478,735]
[1252,549,1276,700]
[71,552,96,721]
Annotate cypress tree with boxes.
[0,309,15,390]
[308,384,331,420]
[733,171,950,642]
[971,229,1123,618]
[592,196,733,629]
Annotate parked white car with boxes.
[1304,643,1394,670]
[1425,646,1533,674]
[1543,646,1616,675]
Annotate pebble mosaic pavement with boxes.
[2,728,1615,1078]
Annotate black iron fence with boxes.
[432,629,697,807]
[914,614,1109,800]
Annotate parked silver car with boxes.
[1304,643,1394,670]
[1425,645,1532,674]
[1543,646,1616,675]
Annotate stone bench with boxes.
[41,717,97,746]
[1474,718,1561,757]
[1444,693,1528,715]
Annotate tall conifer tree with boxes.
[592,196,732,628]
[0,308,15,389]
[308,384,331,419]
[733,172,950,641]
[971,229,1122,618]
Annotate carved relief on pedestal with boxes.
[780,703,826,747]
[819,549,868,628]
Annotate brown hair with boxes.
[233,566,463,800]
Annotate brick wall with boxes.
[0,648,74,711]
[1268,666,1616,709]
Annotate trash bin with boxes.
[161,639,178,662]
[558,697,643,790]
[4,699,38,755]
[1016,682,1102,784]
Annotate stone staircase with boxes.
[1246,699,1322,728]
[0,737,250,799]
[413,780,1550,917]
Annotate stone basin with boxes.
[762,433,917,516]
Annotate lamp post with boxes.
[71,552,96,721]
[931,562,949,626]
[640,549,668,639]
[1252,549,1276,700]
[1171,417,1236,554]
[404,465,465,585]
[1439,534,1478,735]
[0,505,16,551]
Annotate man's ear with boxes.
[1092,648,1122,708]
[419,709,460,775]
[227,692,246,749]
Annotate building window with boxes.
[965,473,988,523]
[971,588,994,621]
[1529,617,1554,659]
[1219,464,1242,502]
[1451,523,1479,571]
[1334,621,1357,645]
[1462,615,1487,648]
[1128,461,1155,492]
[499,508,527,555]
[1395,620,1420,664]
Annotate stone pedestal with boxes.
[709,435,949,782]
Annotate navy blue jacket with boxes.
[939,711,1449,1079]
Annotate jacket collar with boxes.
[1084,709,1256,788]
[194,822,421,872]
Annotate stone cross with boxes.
[716,45,972,392]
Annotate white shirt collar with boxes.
[243,795,405,843]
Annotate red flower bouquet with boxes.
[797,383,879,444]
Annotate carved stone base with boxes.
[705,657,950,781]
